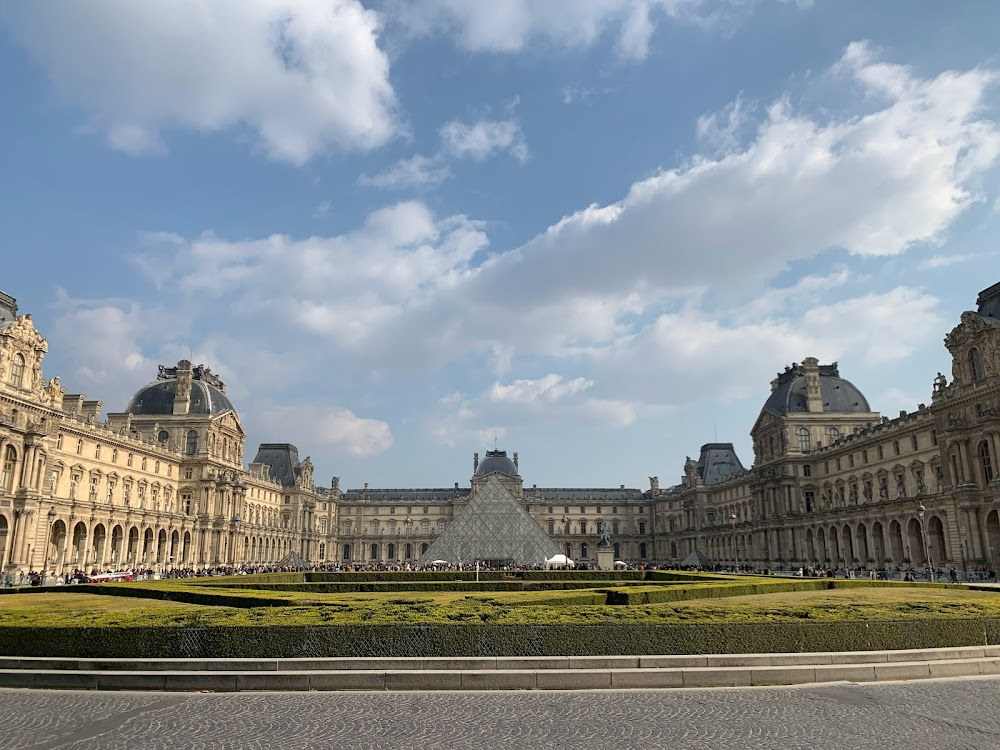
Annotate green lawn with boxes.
[3,579,1000,627]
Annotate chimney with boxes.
[173,360,192,415]
[513,452,518,472]
[802,357,823,413]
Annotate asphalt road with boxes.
[3,677,1000,749]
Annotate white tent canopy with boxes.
[545,554,574,568]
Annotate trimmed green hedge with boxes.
[196,580,662,594]
[0,618,993,658]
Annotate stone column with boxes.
[959,440,972,484]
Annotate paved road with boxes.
[3,677,1000,749]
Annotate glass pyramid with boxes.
[419,475,561,565]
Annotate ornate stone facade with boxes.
[0,292,323,574]
[2,280,998,573]
[661,281,1000,573]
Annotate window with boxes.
[893,440,900,456]
[9,353,25,386]
[423,506,429,514]
[877,445,884,460]
[912,435,919,451]
[107,480,115,504]
[805,490,815,513]
[123,483,131,507]
[76,439,83,455]
[579,520,587,535]
[111,448,117,463]
[971,348,984,381]
[184,467,193,480]
[89,475,99,500]
[141,457,147,471]
[612,520,619,535]
[421,519,430,534]
[318,543,326,560]
[185,430,198,455]
[547,519,555,534]
[342,544,351,561]
[581,543,589,558]
[548,506,553,513]
[638,521,646,534]
[56,433,63,449]
[127,453,133,467]
[369,544,378,561]
[4,445,21,487]
[981,441,994,484]
[612,506,618,514]
[639,542,647,559]
[797,427,810,451]
[579,506,586,514]
[158,430,169,444]
[94,444,101,459]
[803,464,811,477]
[370,521,379,535]
[436,520,445,534]
[668,518,676,532]
[827,427,841,442]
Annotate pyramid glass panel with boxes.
[420,476,561,565]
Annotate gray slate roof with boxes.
[763,362,870,416]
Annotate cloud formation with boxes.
[5,0,398,164]
[389,0,723,61]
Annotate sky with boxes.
[1,0,999,492]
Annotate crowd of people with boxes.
[5,560,996,587]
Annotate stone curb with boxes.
[0,647,999,692]
[1,645,996,674]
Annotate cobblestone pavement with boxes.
[4,677,1000,750]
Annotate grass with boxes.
[3,578,1000,628]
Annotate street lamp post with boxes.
[917,503,934,581]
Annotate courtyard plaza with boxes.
[0,677,999,749]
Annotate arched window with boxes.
[318,543,325,559]
[613,543,621,558]
[581,542,589,558]
[387,543,396,559]
[981,441,994,484]
[798,427,811,452]
[421,542,429,554]
[827,427,841,442]
[185,430,198,455]
[369,543,378,561]
[405,543,412,559]
[565,543,572,558]
[970,348,984,381]
[1,445,16,490]
[9,354,24,387]
[639,542,648,559]
[158,430,169,444]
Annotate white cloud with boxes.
[389,0,721,62]
[428,375,635,448]
[439,118,530,163]
[489,374,593,403]
[5,0,398,164]
[359,154,452,190]
[131,44,996,414]
[313,200,332,218]
[256,405,393,457]
[917,253,976,270]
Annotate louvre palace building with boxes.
[0,281,998,575]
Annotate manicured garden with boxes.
[2,571,1000,657]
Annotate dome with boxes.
[763,361,870,416]
[475,450,518,477]
[126,363,236,417]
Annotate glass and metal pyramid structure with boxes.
[419,474,561,565]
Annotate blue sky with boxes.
[2,0,999,490]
